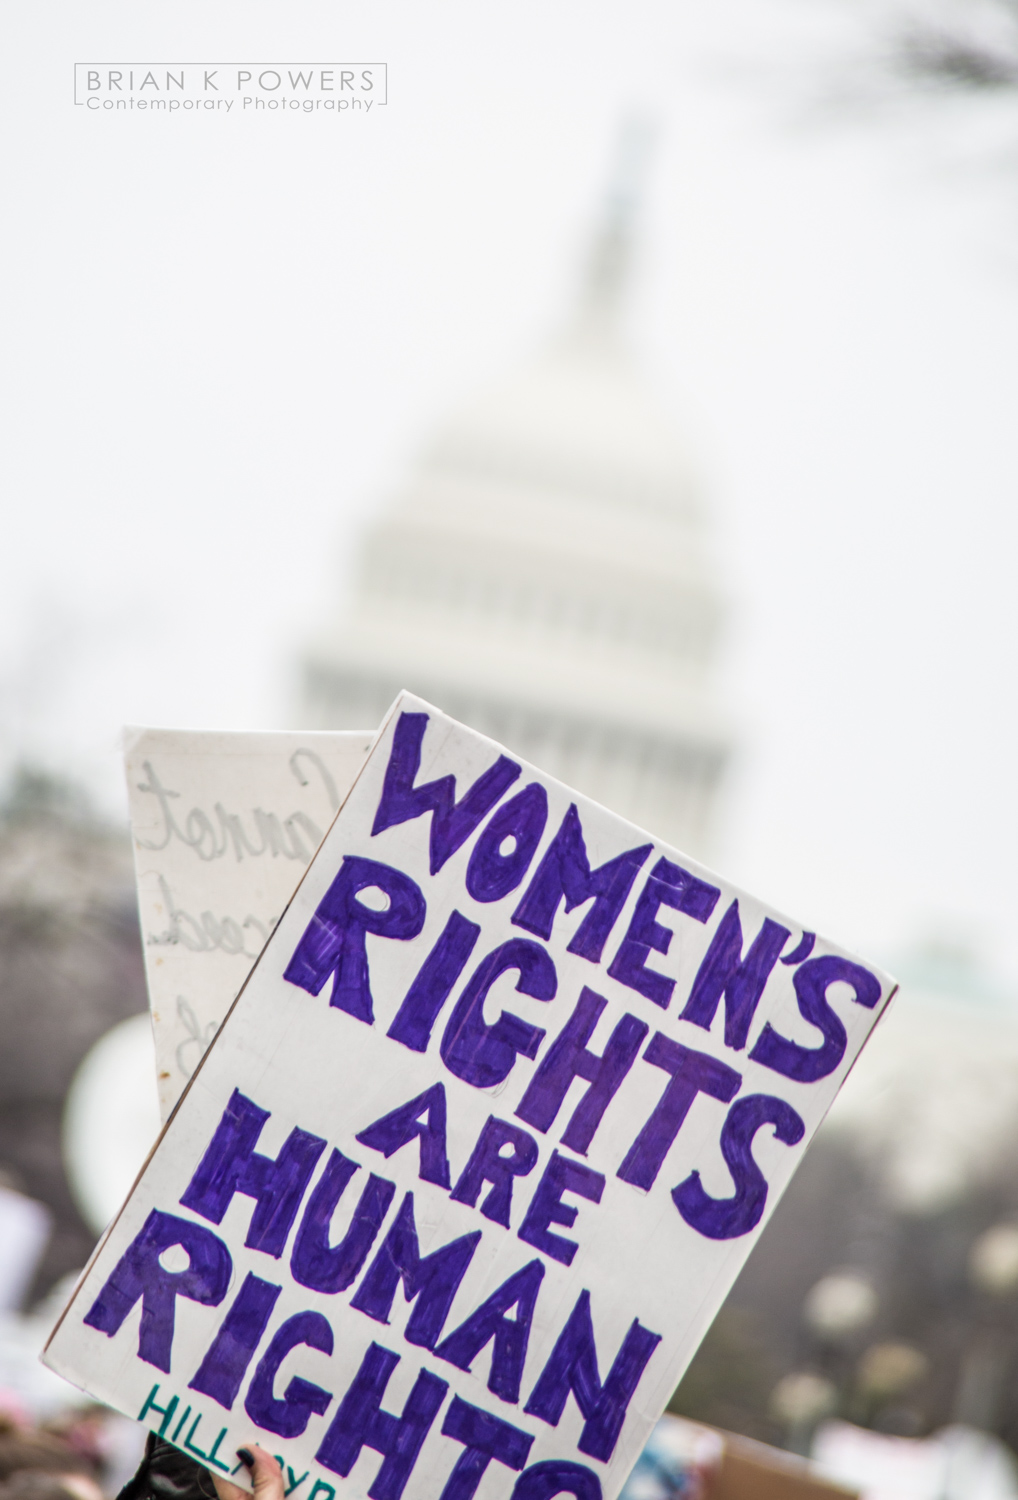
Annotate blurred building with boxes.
[823,942,1018,1216]
[301,166,729,857]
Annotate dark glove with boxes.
[116,1434,219,1500]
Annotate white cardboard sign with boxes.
[124,729,375,1119]
[48,694,895,1500]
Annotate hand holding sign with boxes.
[46,694,895,1500]
[214,1445,285,1500]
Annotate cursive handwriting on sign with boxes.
[147,875,275,960]
[134,749,339,864]
[174,997,220,1081]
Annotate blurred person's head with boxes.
[0,1416,97,1486]
[0,1471,104,1500]
[38,1410,108,1476]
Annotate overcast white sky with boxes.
[3,0,1018,985]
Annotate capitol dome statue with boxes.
[301,156,730,856]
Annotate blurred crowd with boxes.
[0,1405,144,1500]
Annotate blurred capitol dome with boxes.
[302,146,729,855]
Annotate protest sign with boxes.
[48,693,895,1500]
[124,729,374,1118]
